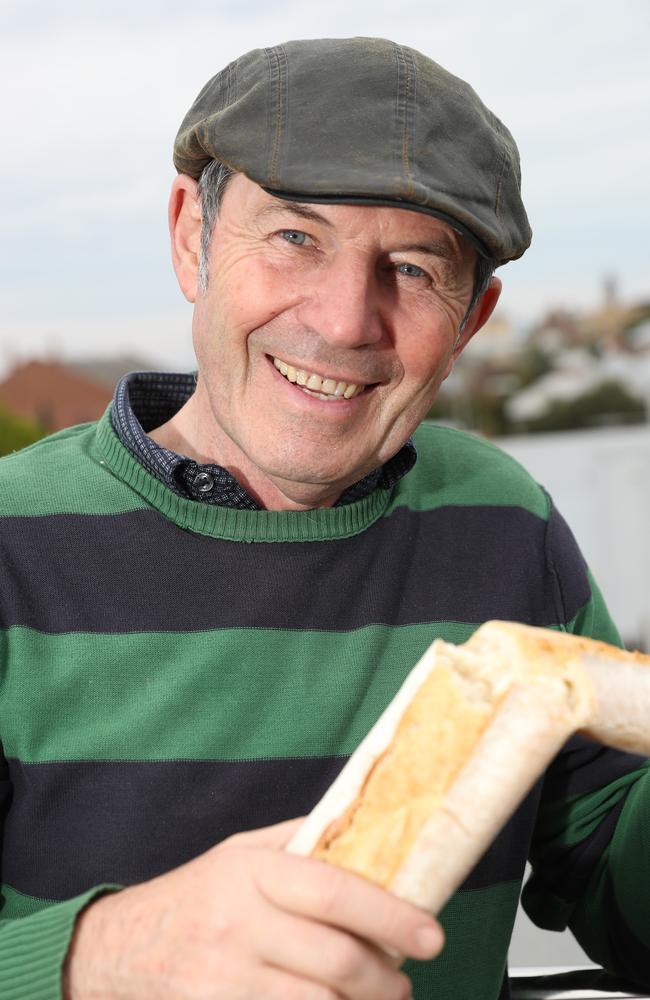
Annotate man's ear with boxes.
[169,174,202,303]
[452,276,502,360]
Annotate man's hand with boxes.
[62,817,443,999]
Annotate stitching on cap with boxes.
[262,48,275,181]
[393,45,402,169]
[270,45,288,188]
[490,119,511,260]
[262,46,283,188]
[275,45,290,186]
[493,122,509,222]
[396,45,415,197]
[226,60,234,109]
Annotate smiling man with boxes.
[2,36,650,1000]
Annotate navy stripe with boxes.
[5,757,345,899]
[5,758,538,902]
[541,735,648,800]
[0,753,10,826]
[0,504,589,633]
[545,501,590,624]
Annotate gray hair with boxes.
[197,159,236,292]
[196,159,496,322]
[461,253,496,330]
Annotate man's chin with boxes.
[267,470,352,505]
[253,458,373,510]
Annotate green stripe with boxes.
[1,884,54,922]
[405,880,520,999]
[532,767,649,846]
[608,767,650,946]
[566,572,623,647]
[1,622,476,762]
[3,613,604,764]
[391,422,549,518]
[0,414,552,529]
[0,419,149,517]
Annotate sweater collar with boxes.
[95,399,403,543]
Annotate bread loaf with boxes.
[287,621,650,917]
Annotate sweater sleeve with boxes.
[0,886,121,1000]
[522,512,650,987]
[0,885,119,1000]
[522,736,650,980]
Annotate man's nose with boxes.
[297,257,385,349]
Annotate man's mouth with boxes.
[272,356,366,401]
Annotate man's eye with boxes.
[396,262,426,278]
[280,229,309,246]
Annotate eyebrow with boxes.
[255,200,335,227]
[392,237,461,263]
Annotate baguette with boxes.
[287,621,650,918]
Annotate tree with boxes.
[0,405,47,457]
[515,380,646,435]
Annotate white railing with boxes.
[510,967,649,998]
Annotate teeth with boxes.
[273,357,365,400]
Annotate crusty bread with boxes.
[287,621,650,917]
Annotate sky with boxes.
[1,0,649,375]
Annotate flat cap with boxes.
[174,37,532,266]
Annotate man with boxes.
[1,37,649,1000]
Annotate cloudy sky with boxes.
[1,0,648,374]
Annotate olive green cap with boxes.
[174,37,532,265]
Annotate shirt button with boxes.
[194,472,215,494]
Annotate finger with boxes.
[254,852,444,961]
[259,908,413,1000]
[220,816,307,850]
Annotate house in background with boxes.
[0,355,158,432]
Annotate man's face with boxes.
[185,173,497,508]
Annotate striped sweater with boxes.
[1,407,649,999]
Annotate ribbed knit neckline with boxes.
[94,407,394,543]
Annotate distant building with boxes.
[526,309,584,354]
[505,285,650,431]
[528,284,650,355]
[0,355,155,432]
[505,348,650,427]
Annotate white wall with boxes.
[497,424,650,650]
[495,425,650,968]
